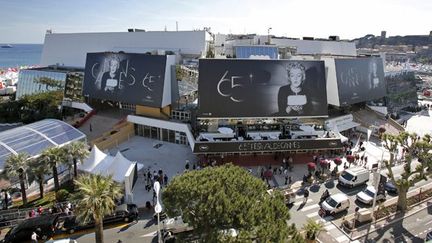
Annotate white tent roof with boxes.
[91,151,137,183]
[79,145,107,172]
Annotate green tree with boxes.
[382,132,432,212]
[71,174,122,243]
[4,153,29,205]
[65,141,89,178]
[34,77,63,91]
[41,146,66,192]
[302,219,324,242]
[27,158,51,199]
[163,164,292,242]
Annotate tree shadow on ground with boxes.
[144,218,156,228]
[363,212,423,243]
[117,221,138,233]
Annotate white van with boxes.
[338,167,370,188]
[320,193,350,216]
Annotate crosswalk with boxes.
[293,197,352,243]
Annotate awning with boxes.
[335,121,360,132]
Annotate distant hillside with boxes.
[354,34,431,48]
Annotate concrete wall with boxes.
[91,122,134,151]
[41,31,208,67]
[135,105,171,119]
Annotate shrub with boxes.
[56,189,70,202]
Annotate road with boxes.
[359,201,432,243]
[287,163,430,243]
[56,213,158,243]
[64,167,430,243]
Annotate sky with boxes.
[0,0,431,44]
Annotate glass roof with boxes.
[0,119,86,171]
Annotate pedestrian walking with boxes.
[284,175,288,185]
[163,174,168,186]
[288,176,292,185]
[89,123,93,132]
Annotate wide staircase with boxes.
[352,107,404,136]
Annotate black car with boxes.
[3,214,59,243]
[384,181,398,194]
[63,204,138,234]
[426,230,432,242]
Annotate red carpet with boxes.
[200,153,321,167]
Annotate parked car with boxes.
[356,186,386,205]
[384,181,398,194]
[338,167,369,188]
[426,230,432,242]
[3,214,60,243]
[63,203,138,234]
[46,239,77,243]
[161,216,196,243]
[320,193,350,216]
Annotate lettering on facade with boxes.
[238,141,301,151]
[195,139,342,153]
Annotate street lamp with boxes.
[370,141,384,222]
[154,181,163,243]
[267,27,272,45]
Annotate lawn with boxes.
[12,180,75,209]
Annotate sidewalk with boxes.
[332,181,432,241]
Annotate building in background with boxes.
[218,34,357,58]
[234,45,278,59]
[16,66,85,100]
[41,30,211,67]
[16,67,67,99]
[385,71,418,114]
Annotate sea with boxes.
[0,44,43,69]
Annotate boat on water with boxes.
[1,44,13,48]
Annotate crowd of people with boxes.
[27,202,74,219]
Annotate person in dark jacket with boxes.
[277,62,323,116]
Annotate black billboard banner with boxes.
[198,59,328,118]
[193,138,343,153]
[83,52,167,107]
[335,57,386,106]
[385,71,418,113]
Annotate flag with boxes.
[367,128,372,142]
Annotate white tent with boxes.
[79,145,107,172]
[92,151,136,183]
[79,146,143,203]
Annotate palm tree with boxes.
[302,219,324,243]
[27,159,51,199]
[65,141,89,178]
[41,147,66,192]
[72,174,122,243]
[4,153,30,205]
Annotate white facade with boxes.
[221,37,356,57]
[321,57,341,106]
[271,38,356,56]
[41,31,209,67]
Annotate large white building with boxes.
[40,30,211,67]
[216,34,357,57]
